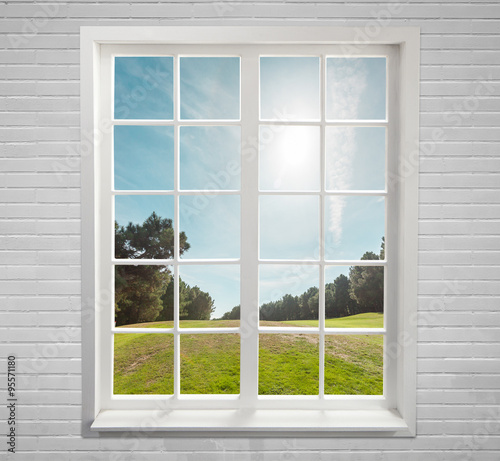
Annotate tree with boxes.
[182,285,215,320]
[115,212,189,260]
[220,305,240,320]
[115,265,170,325]
[330,274,358,318]
[281,294,300,321]
[348,251,384,314]
[300,286,318,320]
[114,212,190,326]
[157,278,191,321]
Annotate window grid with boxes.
[109,49,390,401]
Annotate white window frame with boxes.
[81,26,419,437]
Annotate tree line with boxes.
[114,213,214,326]
[221,240,384,321]
[115,212,384,326]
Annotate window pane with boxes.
[260,57,320,121]
[259,265,319,327]
[324,335,383,395]
[180,195,240,259]
[114,57,173,120]
[259,126,320,191]
[260,195,319,260]
[114,126,174,191]
[180,57,240,120]
[325,196,385,260]
[180,126,241,190]
[115,195,175,259]
[326,57,386,121]
[325,127,385,191]
[325,266,384,325]
[179,265,240,327]
[113,333,174,394]
[115,265,173,327]
[259,334,319,395]
[180,334,240,394]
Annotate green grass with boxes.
[117,319,240,329]
[324,335,383,395]
[276,312,384,329]
[114,313,384,396]
[180,334,240,394]
[113,333,174,394]
[259,334,319,395]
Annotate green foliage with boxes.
[260,287,319,322]
[220,305,240,320]
[182,285,215,320]
[348,248,384,313]
[115,212,190,326]
[325,274,358,318]
[115,265,171,326]
[115,212,189,260]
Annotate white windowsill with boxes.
[91,408,411,435]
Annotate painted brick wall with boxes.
[1,1,499,459]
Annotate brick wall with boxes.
[1,1,499,459]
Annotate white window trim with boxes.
[81,26,419,437]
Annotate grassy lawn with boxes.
[259,334,319,395]
[277,312,384,328]
[180,334,240,394]
[114,313,383,395]
[117,319,240,328]
[114,333,174,394]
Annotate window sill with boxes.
[91,408,413,436]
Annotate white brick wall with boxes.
[1,1,499,459]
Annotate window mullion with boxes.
[173,54,181,398]
[319,54,326,399]
[240,50,260,404]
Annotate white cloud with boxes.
[325,59,368,245]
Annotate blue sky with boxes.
[179,195,240,259]
[180,265,240,319]
[114,56,386,316]
[260,57,320,120]
[180,57,240,120]
[114,125,174,190]
[115,195,174,232]
[180,126,240,190]
[260,195,319,260]
[114,56,173,120]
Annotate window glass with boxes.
[259,265,319,327]
[325,127,386,191]
[114,56,174,120]
[260,57,320,121]
[180,126,241,191]
[179,265,240,327]
[180,57,240,120]
[260,195,320,260]
[259,126,320,191]
[325,196,385,261]
[326,57,386,121]
[114,125,174,191]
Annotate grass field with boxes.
[114,313,383,395]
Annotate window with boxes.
[82,27,419,435]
